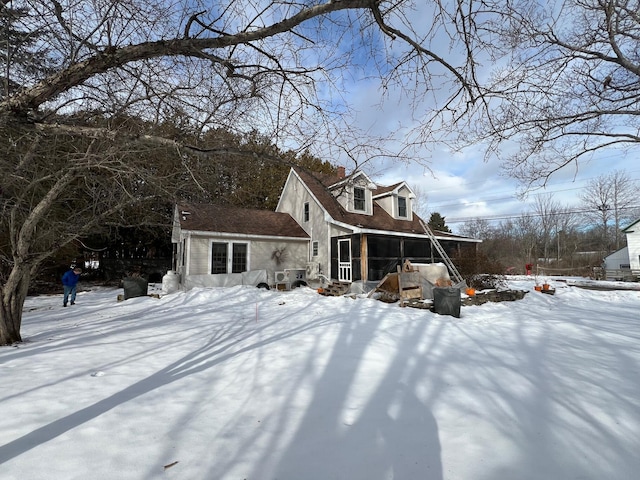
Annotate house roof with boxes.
[293,167,475,241]
[176,203,309,238]
[622,218,640,232]
[372,182,404,196]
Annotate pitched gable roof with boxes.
[622,218,640,232]
[293,167,471,240]
[372,182,403,196]
[177,203,309,238]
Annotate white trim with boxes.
[622,218,640,232]
[328,170,375,189]
[183,229,308,242]
[338,238,352,282]
[185,233,191,276]
[328,219,482,243]
[371,181,416,200]
[278,169,329,221]
[397,195,408,218]
[353,186,367,212]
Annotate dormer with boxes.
[329,170,376,215]
[373,182,416,221]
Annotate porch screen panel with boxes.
[330,237,338,279]
[211,243,228,274]
[232,243,248,273]
[350,234,361,282]
[403,238,432,263]
[367,235,401,281]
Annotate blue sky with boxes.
[314,4,640,233]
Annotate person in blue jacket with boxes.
[62,267,82,307]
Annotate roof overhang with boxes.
[329,219,482,243]
[178,229,309,242]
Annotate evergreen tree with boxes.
[1,3,52,98]
[428,212,452,233]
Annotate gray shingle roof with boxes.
[177,203,309,238]
[293,167,468,239]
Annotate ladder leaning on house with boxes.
[419,219,464,285]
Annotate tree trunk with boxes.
[0,263,33,345]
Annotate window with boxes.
[211,242,228,274]
[354,187,365,211]
[304,202,310,222]
[211,242,248,274]
[398,196,407,218]
[312,241,319,257]
[232,243,248,273]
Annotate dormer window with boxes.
[354,187,366,211]
[398,196,407,218]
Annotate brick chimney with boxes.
[337,166,346,179]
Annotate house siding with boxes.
[188,235,211,275]
[627,228,640,270]
[604,247,630,270]
[277,171,332,277]
[187,233,308,277]
[607,219,640,272]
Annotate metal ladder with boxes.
[419,219,464,285]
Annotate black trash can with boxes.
[433,287,461,318]
[123,276,148,300]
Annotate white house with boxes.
[171,203,309,290]
[276,167,480,286]
[171,167,480,291]
[603,218,640,280]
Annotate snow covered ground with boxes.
[1,277,639,480]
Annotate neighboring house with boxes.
[603,218,640,280]
[172,167,480,291]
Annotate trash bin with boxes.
[433,287,461,318]
[123,276,148,300]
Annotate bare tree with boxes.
[532,194,563,264]
[608,170,639,248]
[580,170,638,252]
[463,0,640,186]
[0,0,486,345]
[550,205,580,264]
[459,217,492,240]
[408,184,430,220]
[512,214,540,269]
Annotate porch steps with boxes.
[319,282,351,296]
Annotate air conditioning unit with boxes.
[305,262,319,280]
[275,271,287,283]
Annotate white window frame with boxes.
[397,196,407,218]
[353,187,366,211]
[303,202,310,222]
[209,240,250,274]
[312,241,319,257]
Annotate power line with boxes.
[446,204,640,224]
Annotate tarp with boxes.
[411,263,452,299]
[184,270,268,290]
